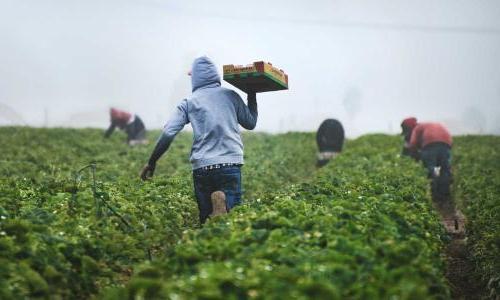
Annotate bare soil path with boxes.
[433,196,485,299]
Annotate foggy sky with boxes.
[1,0,500,136]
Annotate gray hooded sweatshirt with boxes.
[148,56,258,170]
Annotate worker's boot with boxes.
[210,191,227,217]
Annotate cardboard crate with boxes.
[223,61,288,93]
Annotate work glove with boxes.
[140,163,155,181]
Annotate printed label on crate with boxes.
[223,64,257,75]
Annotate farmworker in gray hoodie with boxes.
[140,56,258,224]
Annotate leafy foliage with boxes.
[7,128,497,299]
[104,135,450,299]
[453,136,500,299]
[0,127,316,299]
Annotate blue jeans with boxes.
[193,165,242,224]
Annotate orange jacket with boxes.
[409,123,452,150]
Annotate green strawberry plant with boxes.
[453,136,500,298]
[103,135,450,299]
[0,127,316,298]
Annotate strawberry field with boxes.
[0,127,498,299]
[453,136,500,299]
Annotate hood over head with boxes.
[191,56,221,92]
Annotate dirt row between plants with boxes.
[433,197,485,299]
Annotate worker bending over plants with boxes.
[400,117,453,199]
[140,56,258,224]
[104,108,148,146]
[316,118,345,167]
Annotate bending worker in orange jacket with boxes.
[401,117,453,197]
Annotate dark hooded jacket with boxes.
[316,119,344,152]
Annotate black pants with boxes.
[125,117,146,141]
[421,143,452,197]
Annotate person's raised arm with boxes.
[236,91,258,130]
[140,100,189,180]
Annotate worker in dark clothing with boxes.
[104,108,147,145]
[316,119,345,167]
[401,117,453,198]
[140,56,258,224]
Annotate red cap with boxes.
[401,117,417,130]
